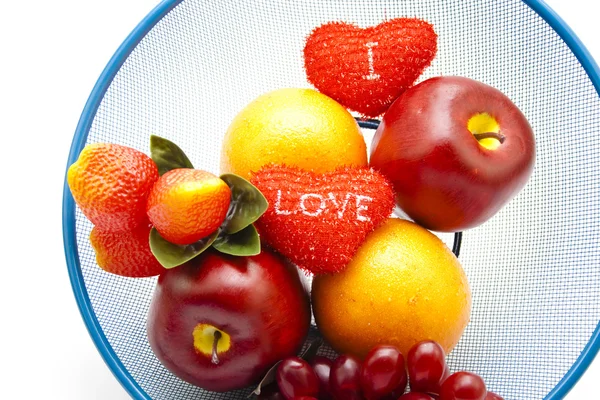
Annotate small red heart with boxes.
[303,18,437,118]
[251,165,395,274]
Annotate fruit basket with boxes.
[62,0,600,399]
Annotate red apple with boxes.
[146,248,311,392]
[370,76,535,232]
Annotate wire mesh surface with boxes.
[68,0,600,399]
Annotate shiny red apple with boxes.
[146,248,311,392]
[370,76,535,232]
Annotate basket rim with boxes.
[62,0,600,399]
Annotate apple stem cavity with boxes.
[211,330,222,365]
[473,131,506,144]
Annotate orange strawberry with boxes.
[146,169,232,245]
[67,143,159,231]
[90,221,164,278]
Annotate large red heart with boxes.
[303,18,437,118]
[251,165,395,274]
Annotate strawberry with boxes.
[251,165,395,274]
[303,18,437,118]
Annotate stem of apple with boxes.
[211,330,222,365]
[473,131,506,144]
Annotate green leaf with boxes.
[212,224,261,256]
[220,173,269,234]
[149,228,217,269]
[150,134,194,175]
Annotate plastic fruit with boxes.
[303,18,437,118]
[370,75,535,232]
[329,354,363,399]
[439,372,487,400]
[407,340,447,394]
[67,143,158,231]
[220,88,367,180]
[276,357,320,399]
[360,345,407,400]
[146,168,231,245]
[89,222,164,277]
[312,218,471,359]
[311,356,334,400]
[146,248,311,392]
[251,164,395,274]
[397,394,435,400]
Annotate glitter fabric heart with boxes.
[251,164,395,274]
[303,18,437,117]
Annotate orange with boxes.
[90,222,164,278]
[67,143,159,232]
[311,218,471,359]
[146,168,231,245]
[220,88,368,180]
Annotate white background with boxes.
[1,0,598,398]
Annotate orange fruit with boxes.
[220,88,368,180]
[146,169,231,245]
[90,222,164,278]
[311,218,471,359]
[67,143,159,232]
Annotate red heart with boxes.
[251,165,395,274]
[303,18,437,118]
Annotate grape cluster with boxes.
[258,340,502,400]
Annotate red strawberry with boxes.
[303,18,437,118]
[251,165,395,274]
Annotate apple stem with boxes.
[211,330,222,365]
[473,131,506,144]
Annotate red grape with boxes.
[311,356,334,399]
[407,341,447,394]
[329,354,363,399]
[292,397,319,400]
[276,357,320,399]
[442,365,451,382]
[484,392,503,400]
[397,393,435,400]
[360,345,408,400]
[439,371,486,400]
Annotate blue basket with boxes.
[62,1,600,399]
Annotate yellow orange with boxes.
[311,218,471,359]
[67,143,159,231]
[220,88,368,180]
[146,169,231,245]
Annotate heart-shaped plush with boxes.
[250,165,395,274]
[303,18,437,118]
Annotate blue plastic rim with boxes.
[62,0,600,398]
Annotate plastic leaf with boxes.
[212,224,261,256]
[220,173,268,234]
[150,134,194,175]
[149,228,217,269]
